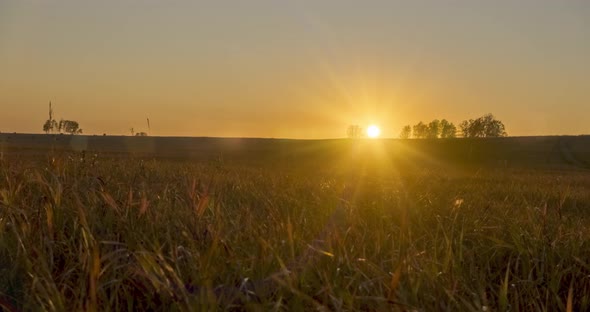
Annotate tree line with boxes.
[347,113,507,139]
[399,114,506,139]
[41,102,153,136]
[399,119,457,139]
[42,102,83,135]
[43,119,83,135]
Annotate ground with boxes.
[0,134,589,311]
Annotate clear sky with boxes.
[1,0,589,138]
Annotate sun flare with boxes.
[367,125,381,138]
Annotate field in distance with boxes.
[1,133,590,169]
[1,134,590,310]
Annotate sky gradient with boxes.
[1,0,589,138]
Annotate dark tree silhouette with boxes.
[440,119,457,138]
[347,125,364,139]
[42,101,58,134]
[59,120,83,135]
[43,120,51,134]
[42,102,82,135]
[407,119,457,139]
[460,114,506,138]
[426,119,441,139]
[43,120,57,134]
[412,122,428,139]
[399,125,412,139]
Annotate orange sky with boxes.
[1,1,589,138]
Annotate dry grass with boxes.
[1,148,590,311]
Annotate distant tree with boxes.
[426,119,441,139]
[347,125,364,139]
[135,132,148,137]
[43,120,50,134]
[412,122,428,139]
[43,101,58,134]
[480,114,507,137]
[460,114,506,138]
[459,120,473,137]
[399,125,412,139]
[51,120,59,133]
[60,120,82,135]
[130,128,135,136]
[440,119,457,138]
[43,119,58,134]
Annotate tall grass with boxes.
[1,151,590,311]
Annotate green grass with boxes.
[1,144,590,311]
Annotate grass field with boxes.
[1,134,590,311]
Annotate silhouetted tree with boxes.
[43,120,51,134]
[347,125,364,139]
[412,122,428,139]
[440,119,457,138]
[43,119,58,134]
[460,114,506,138]
[43,101,58,134]
[135,132,148,137]
[459,120,474,137]
[481,114,507,137]
[59,120,82,135]
[399,125,412,139]
[426,119,441,138]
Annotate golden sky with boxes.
[1,1,589,138]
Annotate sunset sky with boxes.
[1,1,588,138]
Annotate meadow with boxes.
[1,134,590,311]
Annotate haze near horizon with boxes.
[1,0,589,138]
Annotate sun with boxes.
[366,125,381,138]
